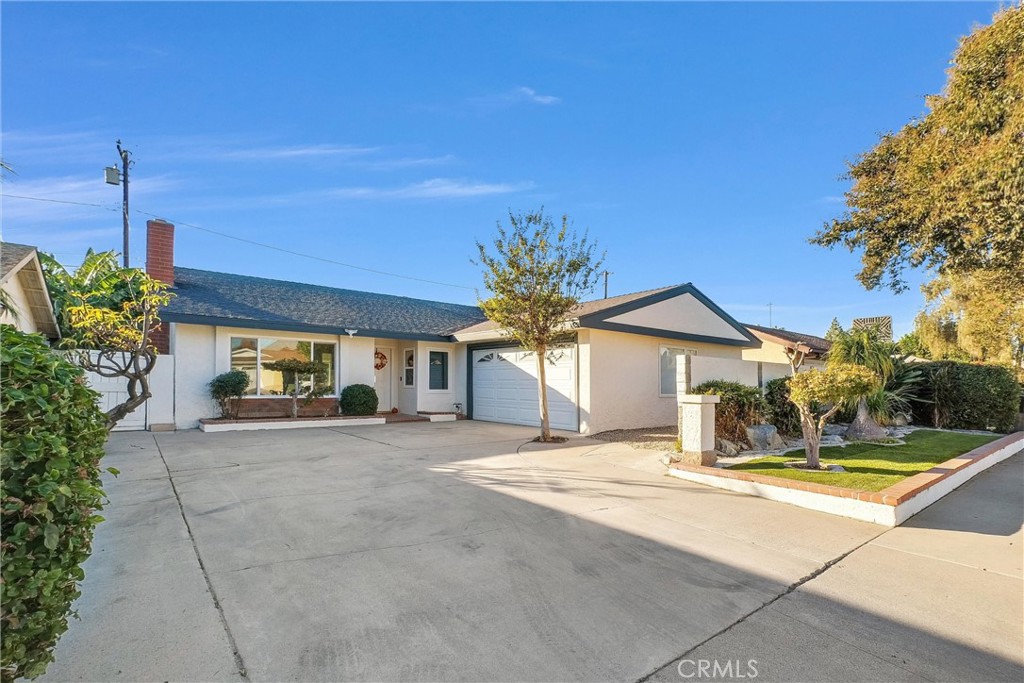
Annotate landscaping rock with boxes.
[893,413,910,427]
[823,423,847,436]
[716,438,740,456]
[745,424,786,451]
[821,434,844,446]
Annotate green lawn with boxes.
[727,429,1000,492]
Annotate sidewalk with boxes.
[647,451,1023,682]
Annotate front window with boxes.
[660,346,692,396]
[428,350,449,391]
[230,336,337,396]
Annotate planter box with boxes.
[667,432,1022,526]
[199,415,385,432]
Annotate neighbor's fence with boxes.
[74,351,175,431]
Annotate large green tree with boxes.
[813,5,1023,294]
[475,210,603,442]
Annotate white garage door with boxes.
[471,346,578,432]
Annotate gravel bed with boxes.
[591,425,678,452]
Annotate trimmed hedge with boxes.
[208,370,250,419]
[340,384,378,416]
[764,377,802,436]
[913,361,1019,433]
[1,327,110,682]
[693,379,767,444]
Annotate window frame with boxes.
[426,348,450,392]
[230,335,339,398]
[402,348,415,388]
[659,345,694,397]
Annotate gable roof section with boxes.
[745,323,831,357]
[578,283,759,347]
[162,267,486,340]
[0,242,60,339]
[452,285,676,337]
[453,283,758,348]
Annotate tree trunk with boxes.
[536,345,552,442]
[844,397,887,441]
[800,413,821,469]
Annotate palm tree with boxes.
[827,326,895,440]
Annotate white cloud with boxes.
[328,178,534,200]
[1,173,179,223]
[466,86,562,110]
[217,144,380,161]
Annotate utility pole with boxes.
[602,270,613,299]
[105,141,132,267]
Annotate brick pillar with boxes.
[146,220,174,354]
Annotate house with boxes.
[741,324,829,385]
[0,242,59,339]
[146,220,824,433]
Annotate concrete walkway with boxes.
[38,422,1022,682]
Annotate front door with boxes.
[374,347,393,412]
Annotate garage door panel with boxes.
[472,346,578,431]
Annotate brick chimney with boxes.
[146,219,175,287]
[146,219,174,354]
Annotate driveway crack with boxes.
[154,434,250,682]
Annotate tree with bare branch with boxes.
[41,251,172,431]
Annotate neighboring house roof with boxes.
[745,323,832,357]
[0,242,60,339]
[161,267,487,341]
[454,283,760,348]
[1,243,37,280]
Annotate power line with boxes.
[133,209,475,291]
[2,194,118,210]
[1,192,475,290]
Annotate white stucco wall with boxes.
[340,335,375,389]
[581,329,758,434]
[0,275,40,334]
[172,323,218,428]
[416,340,465,413]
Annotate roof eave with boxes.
[161,312,457,342]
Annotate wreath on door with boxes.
[374,350,389,371]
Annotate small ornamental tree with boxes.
[208,370,250,419]
[261,359,328,418]
[788,364,879,469]
[1,326,110,682]
[475,209,603,442]
[41,251,172,431]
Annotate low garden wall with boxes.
[667,432,1022,526]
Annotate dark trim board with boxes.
[578,283,760,346]
[164,313,455,342]
[583,320,758,348]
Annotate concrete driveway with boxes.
[40,421,1022,682]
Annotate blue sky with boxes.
[0,2,1002,337]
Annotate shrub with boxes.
[915,361,1019,432]
[1,327,110,682]
[693,379,767,444]
[764,377,801,436]
[208,370,250,419]
[340,384,378,416]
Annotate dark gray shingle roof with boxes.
[1,243,37,281]
[164,267,486,339]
